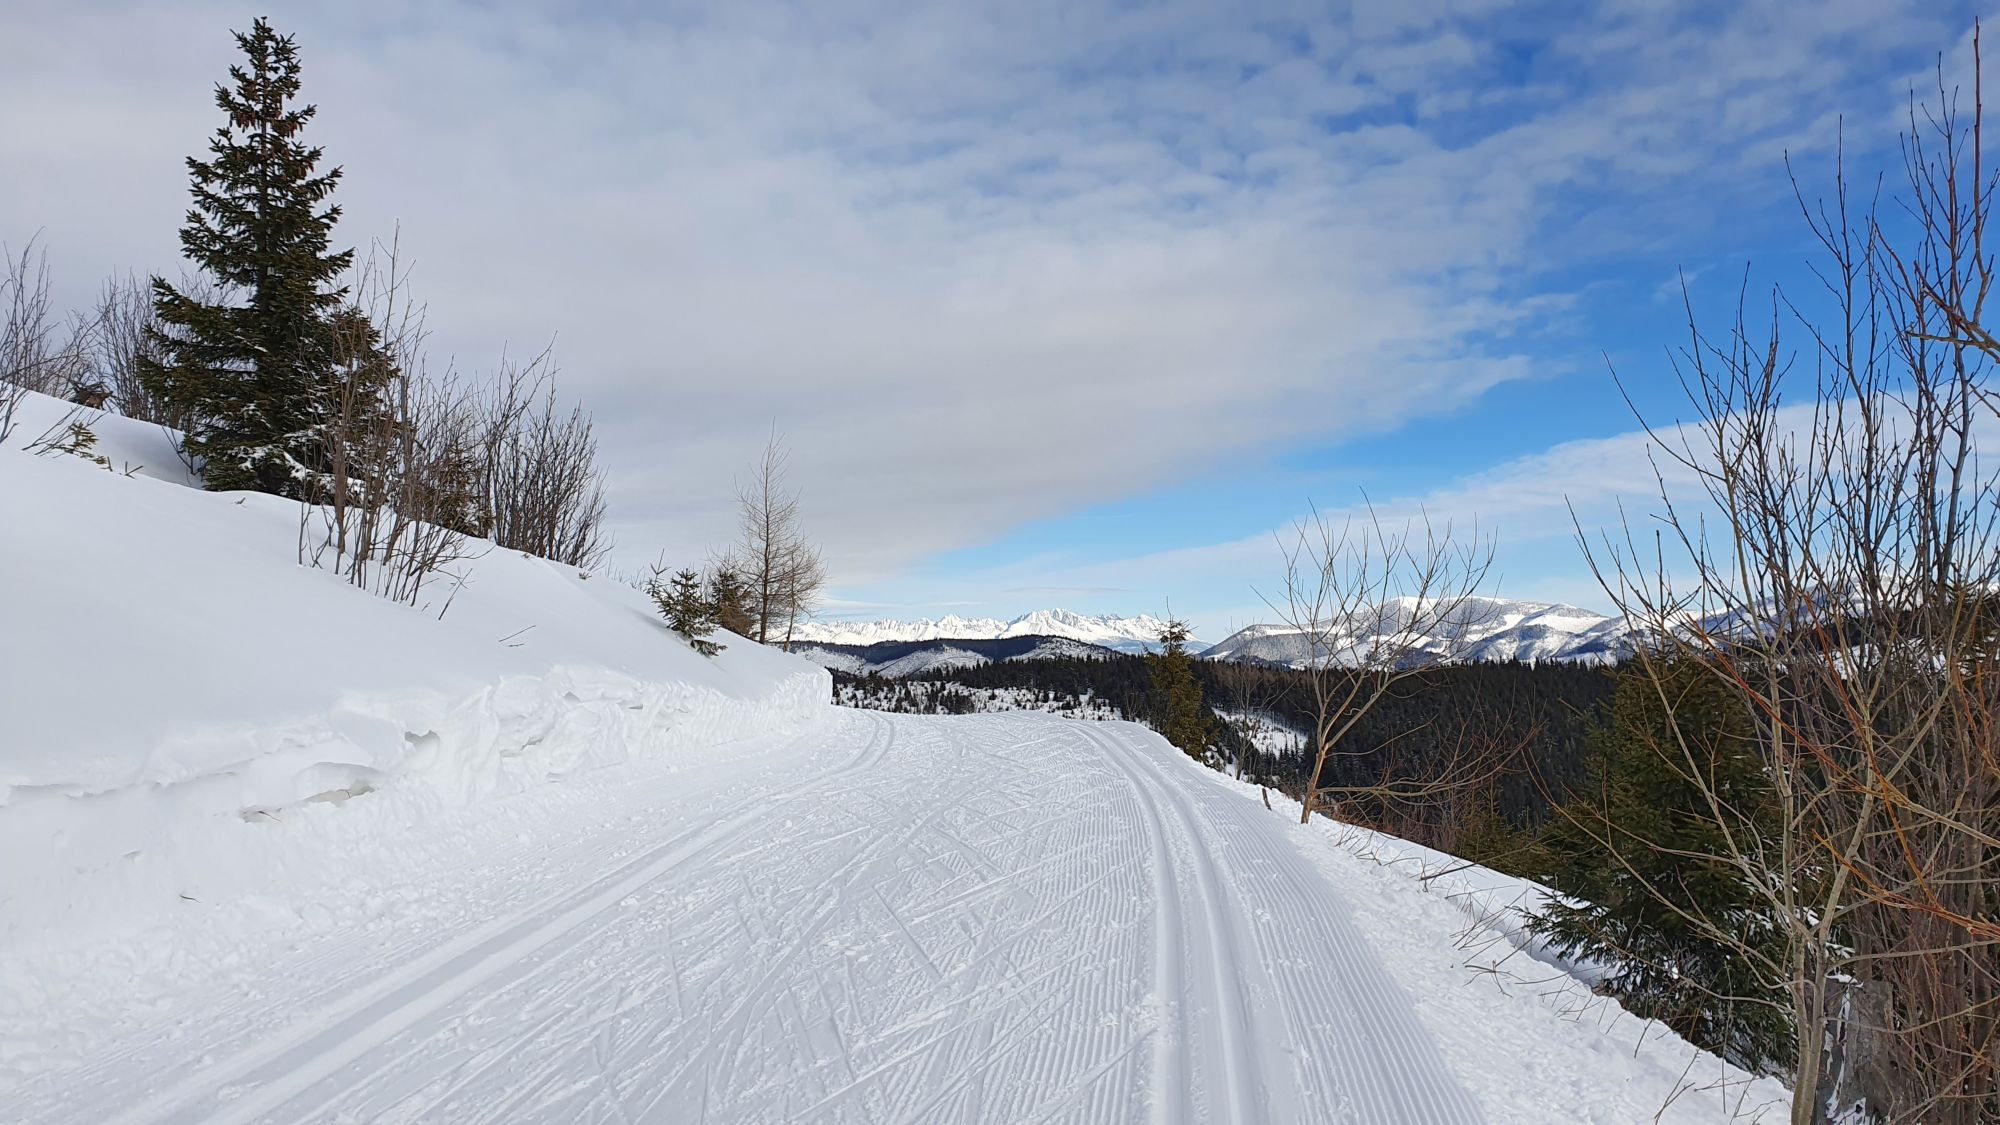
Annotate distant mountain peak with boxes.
[1201,596,1627,668]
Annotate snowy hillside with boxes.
[1203,595,1629,667]
[793,608,1188,653]
[0,392,830,946]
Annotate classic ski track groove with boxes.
[1093,722,1486,1125]
[99,715,899,1125]
[34,712,1499,1124]
[1083,722,1257,1125]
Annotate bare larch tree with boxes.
[736,433,823,648]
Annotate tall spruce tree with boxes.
[1528,660,1793,1073]
[1147,619,1210,760]
[140,18,375,497]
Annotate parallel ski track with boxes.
[41,711,1494,1125]
[1084,721,1486,1125]
[99,714,901,1125]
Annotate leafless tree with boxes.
[1584,39,2000,1123]
[1,236,95,401]
[736,433,823,648]
[1263,503,1494,824]
[0,363,23,445]
[301,234,478,609]
[90,271,188,429]
[473,348,610,570]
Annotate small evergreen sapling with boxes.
[650,568,724,657]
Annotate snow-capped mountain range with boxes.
[793,600,1627,669]
[1200,596,1628,667]
[791,609,1189,654]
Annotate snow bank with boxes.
[1,391,830,948]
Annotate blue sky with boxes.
[1,0,1987,639]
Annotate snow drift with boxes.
[0,392,830,947]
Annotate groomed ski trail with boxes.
[12,710,1484,1124]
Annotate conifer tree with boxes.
[1528,661,1793,1072]
[140,18,381,497]
[1147,619,1210,760]
[651,568,724,657]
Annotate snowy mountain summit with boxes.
[1201,595,1628,667]
[792,608,1190,653]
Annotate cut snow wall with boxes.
[0,665,829,949]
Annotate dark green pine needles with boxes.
[1528,661,1795,1073]
[652,569,726,658]
[140,17,387,498]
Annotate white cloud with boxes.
[0,0,1965,587]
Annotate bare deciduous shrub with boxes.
[1,237,95,402]
[1586,47,2000,1123]
[91,272,187,429]
[473,349,610,570]
[1264,503,1493,825]
[301,236,478,609]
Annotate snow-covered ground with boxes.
[3,390,1788,1122]
[2,708,1789,1124]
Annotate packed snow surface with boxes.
[792,608,1190,653]
[3,711,1786,1124]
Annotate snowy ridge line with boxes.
[99,714,896,1125]
[1086,723,1486,1123]
[1,664,831,950]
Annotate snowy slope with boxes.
[1,391,829,945]
[793,608,1188,653]
[1203,595,1630,667]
